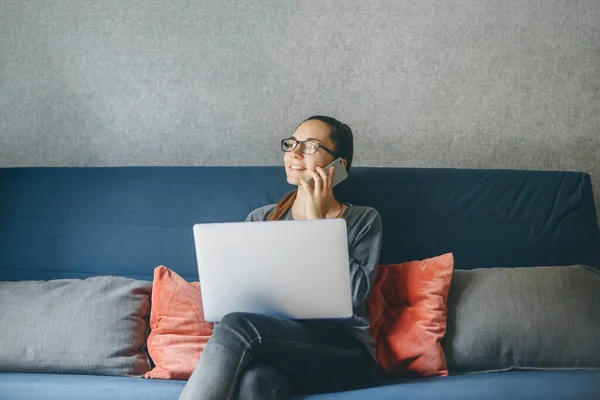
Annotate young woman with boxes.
[179,116,383,400]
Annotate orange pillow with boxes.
[145,266,214,380]
[367,253,454,378]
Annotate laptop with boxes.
[192,218,353,322]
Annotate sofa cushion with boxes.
[145,266,213,380]
[0,373,186,400]
[2,370,600,400]
[0,276,152,376]
[443,265,600,373]
[368,253,454,377]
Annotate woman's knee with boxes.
[215,312,259,336]
[218,311,256,327]
[237,364,293,400]
[210,312,268,349]
[214,312,274,337]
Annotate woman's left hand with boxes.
[299,166,335,220]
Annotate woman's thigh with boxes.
[211,312,377,393]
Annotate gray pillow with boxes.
[442,265,600,373]
[0,276,152,376]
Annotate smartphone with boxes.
[305,157,348,188]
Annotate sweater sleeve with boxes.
[347,208,383,309]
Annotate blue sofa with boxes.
[1,166,600,400]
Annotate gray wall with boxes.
[1,1,599,217]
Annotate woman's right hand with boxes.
[299,166,335,220]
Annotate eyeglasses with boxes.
[281,138,339,157]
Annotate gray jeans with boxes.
[178,312,378,400]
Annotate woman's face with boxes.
[284,119,337,186]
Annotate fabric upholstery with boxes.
[2,370,600,400]
[0,276,152,376]
[1,167,598,283]
[368,253,454,377]
[145,266,213,380]
[443,265,600,373]
[1,166,599,398]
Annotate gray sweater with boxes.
[245,202,383,358]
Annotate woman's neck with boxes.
[291,188,344,220]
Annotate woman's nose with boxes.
[290,144,303,156]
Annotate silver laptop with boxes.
[192,218,353,322]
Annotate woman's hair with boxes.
[268,116,354,221]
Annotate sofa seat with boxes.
[0,373,186,400]
[326,370,600,400]
[2,370,599,400]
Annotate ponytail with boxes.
[268,190,297,220]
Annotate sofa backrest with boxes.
[1,166,599,282]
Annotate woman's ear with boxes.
[342,158,348,169]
